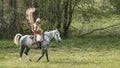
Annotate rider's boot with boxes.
[37,42,41,49]
[40,34,44,42]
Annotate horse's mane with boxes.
[44,29,58,39]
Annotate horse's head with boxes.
[53,29,62,43]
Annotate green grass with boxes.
[0,36,120,68]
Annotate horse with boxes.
[14,29,61,62]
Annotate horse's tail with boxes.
[14,33,22,46]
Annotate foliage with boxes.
[109,0,120,14]
[71,0,120,37]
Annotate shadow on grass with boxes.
[41,60,99,65]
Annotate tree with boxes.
[0,0,80,38]
[62,0,79,37]
[7,0,23,38]
[0,0,4,24]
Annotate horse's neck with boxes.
[44,31,54,40]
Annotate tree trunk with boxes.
[56,0,62,29]
[63,0,69,37]
[24,0,32,8]
[63,0,79,37]
[0,0,4,24]
[8,0,23,38]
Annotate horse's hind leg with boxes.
[24,47,31,61]
[20,45,25,62]
[36,49,45,62]
[45,49,49,62]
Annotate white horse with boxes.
[14,29,61,62]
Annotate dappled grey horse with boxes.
[14,29,61,62]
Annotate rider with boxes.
[32,18,44,48]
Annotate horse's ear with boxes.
[56,29,61,32]
[56,29,59,32]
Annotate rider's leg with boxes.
[40,33,44,42]
[32,35,37,45]
[36,35,41,48]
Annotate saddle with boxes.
[29,35,34,40]
[29,35,41,49]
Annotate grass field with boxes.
[0,36,120,68]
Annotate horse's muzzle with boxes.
[58,40,61,43]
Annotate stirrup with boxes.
[32,41,35,45]
[37,42,41,49]
[40,38,44,42]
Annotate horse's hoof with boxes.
[29,59,32,62]
[19,58,22,62]
[47,60,50,62]
[36,60,39,62]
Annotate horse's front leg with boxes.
[36,49,45,62]
[45,49,49,62]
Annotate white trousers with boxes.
[36,35,41,42]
